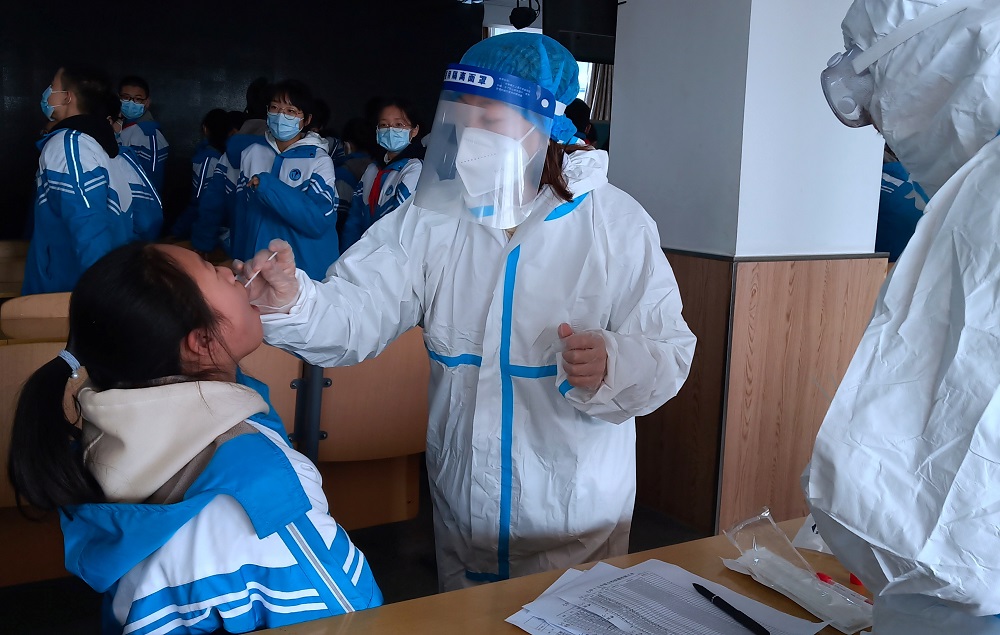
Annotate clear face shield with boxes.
[414,64,556,229]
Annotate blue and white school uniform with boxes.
[62,374,383,635]
[112,146,163,241]
[169,140,221,239]
[339,148,421,254]
[23,120,133,295]
[230,132,340,279]
[119,118,169,193]
[190,133,266,255]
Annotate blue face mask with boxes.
[377,127,412,153]
[267,112,302,142]
[40,85,67,122]
[120,99,145,120]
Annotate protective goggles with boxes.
[821,0,976,127]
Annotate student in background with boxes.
[564,98,598,146]
[228,79,339,279]
[876,145,928,263]
[118,75,169,193]
[169,109,238,240]
[333,117,374,239]
[104,94,163,242]
[310,98,346,163]
[340,97,424,252]
[8,242,382,634]
[23,66,132,295]
[191,79,271,256]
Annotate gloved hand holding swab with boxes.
[244,251,277,288]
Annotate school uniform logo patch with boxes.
[289,168,302,181]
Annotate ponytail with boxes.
[8,356,105,514]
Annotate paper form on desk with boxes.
[518,560,827,635]
[507,567,626,635]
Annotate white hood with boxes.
[843,0,1000,196]
[562,148,610,199]
[264,130,329,154]
[80,381,268,503]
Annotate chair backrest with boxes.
[0,241,29,261]
[0,292,71,340]
[0,240,29,294]
[240,343,303,434]
[318,327,429,462]
[0,340,67,508]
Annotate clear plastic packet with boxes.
[723,507,873,634]
[791,513,834,555]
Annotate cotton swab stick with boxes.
[244,251,278,288]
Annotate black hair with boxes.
[202,108,232,154]
[340,117,371,151]
[7,243,226,513]
[244,77,270,119]
[104,90,123,120]
[564,98,591,139]
[60,65,113,117]
[375,96,424,139]
[269,79,317,124]
[227,110,249,133]
[310,98,331,132]
[118,75,150,96]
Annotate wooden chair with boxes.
[0,292,70,340]
[318,327,430,530]
[0,339,72,586]
[0,240,29,302]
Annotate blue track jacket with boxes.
[112,147,163,241]
[23,118,133,295]
[60,373,382,634]
[229,132,340,279]
[169,140,221,239]
[119,117,169,193]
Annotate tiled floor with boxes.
[0,466,706,634]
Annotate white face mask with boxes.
[455,127,532,198]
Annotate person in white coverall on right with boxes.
[805,1,1000,633]
[237,32,696,592]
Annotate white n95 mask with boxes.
[455,127,531,197]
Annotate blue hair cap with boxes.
[461,32,581,143]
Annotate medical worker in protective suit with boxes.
[237,32,696,591]
[806,1,1000,633]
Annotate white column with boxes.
[609,0,883,258]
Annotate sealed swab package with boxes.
[722,507,872,634]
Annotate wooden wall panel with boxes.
[636,252,733,535]
[718,257,886,530]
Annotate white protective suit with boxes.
[262,149,696,591]
[804,2,1000,633]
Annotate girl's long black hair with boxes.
[8,243,223,513]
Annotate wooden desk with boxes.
[263,519,867,634]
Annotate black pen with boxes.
[692,583,770,635]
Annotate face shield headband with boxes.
[414,64,559,229]
[821,0,976,128]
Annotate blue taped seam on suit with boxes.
[426,348,483,367]
[544,191,589,221]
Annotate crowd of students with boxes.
[25,67,433,293]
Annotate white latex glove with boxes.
[232,239,299,314]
